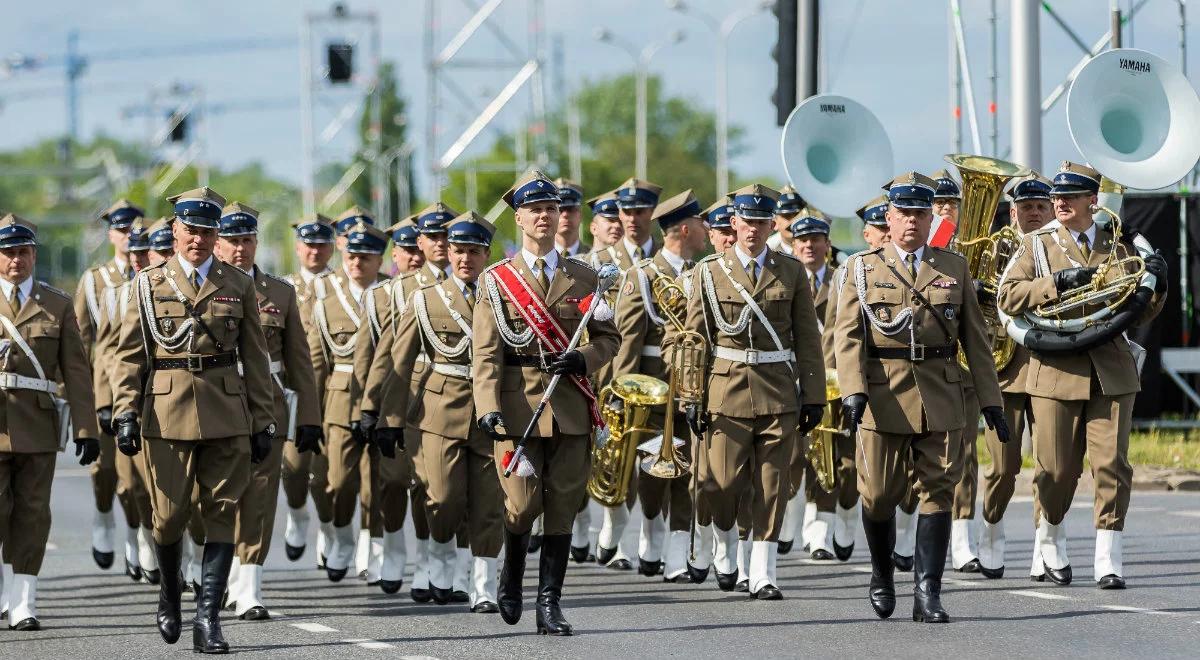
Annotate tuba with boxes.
[944,154,1030,371]
[805,368,842,493]
[587,374,670,506]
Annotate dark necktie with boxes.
[747,259,759,286]
[905,253,918,282]
[1078,234,1091,261]
[533,258,548,292]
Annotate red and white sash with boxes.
[491,261,603,427]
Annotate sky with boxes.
[1,0,1196,203]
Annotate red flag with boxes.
[928,216,957,248]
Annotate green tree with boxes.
[346,61,413,223]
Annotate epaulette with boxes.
[36,281,70,300]
[217,259,254,282]
[773,250,801,262]
[697,253,722,264]
[263,270,295,289]
[930,246,967,261]
[481,258,512,276]
[367,279,390,292]
[565,255,596,272]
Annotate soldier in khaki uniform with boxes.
[997,162,1168,590]
[681,184,827,600]
[74,199,139,575]
[586,190,624,255]
[280,214,336,564]
[765,185,803,255]
[473,171,620,635]
[382,212,503,612]
[0,215,100,631]
[111,187,276,652]
[554,179,591,257]
[214,203,322,621]
[307,221,389,582]
[835,172,1008,624]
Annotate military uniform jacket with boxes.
[588,238,662,272]
[997,224,1164,400]
[357,273,434,426]
[384,279,479,439]
[307,270,388,429]
[611,252,686,382]
[472,256,621,438]
[285,267,331,335]
[112,255,275,441]
[74,258,131,410]
[834,244,1002,434]
[683,247,826,418]
[253,267,321,432]
[0,281,99,452]
[822,265,845,372]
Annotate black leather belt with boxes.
[153,352,237,372]
[504,354,544,368]
[868,344,956,362]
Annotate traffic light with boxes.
[772,0,798,127]
[327,43,354,83]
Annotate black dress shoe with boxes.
[980,565,1005,580]
[1029,573,1045,583]
[126,560,142,582]
[325,566,348,582]
[607,559,632,571]
[595,545,616,565]
[1097,574,1126,590]
[193,542,234,654]
[143,568,162,585]
[834,541,854,562]
[527,534,543,554]
[862,513,896,620]
[912,513,951,624]
[285,543,305,561]
[9,617,39,631]
[570,544,591,563]
[430,586,453,604]
[638,559,663,577]
[753,584,783,600]
[777,539,793,555]
[93,548,114,570]
[1043,562,1072,586]
[410,587,432,603]
[735,580,749,593]
[471,601,499,613]
[155,540,184,644]
[499,528,530,625]
[715,571,738,591]
[239,606,270,621]
[811,548,835,561]
[535,535,573,636]
[379,579,402,594]
[892,553,913,572]
[451,590,469,603]
[955,559,981,573]
[686,563,710,584]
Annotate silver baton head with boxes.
[596,263,621,293]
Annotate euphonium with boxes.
[587,374,669,506]
[945,154,1030,371]
[805,368,841,493]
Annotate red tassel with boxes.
[576,292,594,314]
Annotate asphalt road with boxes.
[3,462,1198,659]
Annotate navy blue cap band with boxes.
[392,225,420,247]
[106,207,142,228]
[0,224,36,248]
[336,215,374,235]
[656,199,702,230]
[1011,179,1052,202]
[447,221,494,246]
[295,222,335,244]
[150,228,174,251]
[590,198,619,218]
[887,184,935,209]
[1050,171,1100,196]
[345,231,387,254]
[417,211,454,234]
[218,212,258,237]
[731,194,776,219]
[616,187,659,209]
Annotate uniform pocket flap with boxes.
[151,370,173,394]
[157,301,188,317]
[223,374,245,394]
[928,288,962,305]
[27,323,61,338]
[210,302,243,317]
[866,288,902,304]
[424,371,446,394]
[866,361,888,384]
[327,370,351,391]
[945,364,963,382]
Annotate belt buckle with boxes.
[744,349,760,366]
[910,343,926,362]
[186,355,204,372]
[0,373,13,389]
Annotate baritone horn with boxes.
[805,369,842,493]
[587,374,670,507]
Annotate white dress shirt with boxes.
[0,276,34,310]
[521,247,560,285]
[734,244,769,278]
[622,236,654,263]
[1068,223,1098,256]
[451,274,477,302]
[176,254,214,286]
[658,247,686,277]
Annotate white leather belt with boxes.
[333,363,355,373]
[0,372,60,395]
[712,346,795,365]
[431,362,470,378]
[269,360,283,375]
[641,346,662,358]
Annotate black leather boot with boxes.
[912,512,951,624]
[498,528,530,625]
[193,542,234,653]
[535,534,573,636]
[861,512,896,620]
[155,540,183,644]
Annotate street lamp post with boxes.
[667,0,771,194]
[596,28,686,179]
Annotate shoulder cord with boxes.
[1046,231,1083,270]
[853,255,912,337]
[365,284,384,342]
[701,260,753,336]
[413,287,471,358]
[313,277,357,358]
[137,271,196,351]
[483,270,534,348]
[637,263,668,327]
[390,277,409,335]
[98,267,119,322]
[331,275,362,327]
[83,270,101,326]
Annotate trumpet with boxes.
[640,274,704,479]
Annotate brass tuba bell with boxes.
[805,368,842,493]
[587,374,670,507]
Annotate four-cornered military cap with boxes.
[882,172,937,209]
[703,199,734,229]
[291,214,335,244]
[127,219,151,252]
[856,194,889,227]
[586,189,620,218]
[789,208,830,238]
[335,205,375,235]
[218,202,259,237]
[148,218,174,251]
[727,183,781,220]
[386,215,420,248]
[504,170,560,210]
[344,221,388,254]
[1007,172,1053,202]
[167,187,227,229]
[615,178,663,210]
[775,185,805,215]
[99,199,144,230]
[447,211,496,247]
[0,213,37,248]
[1050,161,1102,196]
[652,190,704,231]
[555,178,584,209]
[415,202,458,234]
[931,168,962,200]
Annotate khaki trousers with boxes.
[0,452,56,574]
[981,391,1038,524]
[235,438,285,564]
[90,434,119,515]
[415,429,502,557]
[857,428,962,521]
[637,411,693,532]
[115,448,153,530]
[325,424,369,528]
[359,446,382,536]
[705,412,796,542]
[143,437,250,545]
[1031,383,1133,530]
[951,386,981,520]
[690,430,712,527]
[377,450,413,534]
[493,432,590,536]
[405,427,430,540]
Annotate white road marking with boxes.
[1070,501,1093,509]
[1127,506,1164,513]
[1100,605,1184,617]
[1168,510,1200,518]
[943,578,975,587]
[291,622,338,633]
[344,638,395,650]
[45,542,58,551]
[1007,589,1073,601]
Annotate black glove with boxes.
[114,412,141,457]
[295,425,324,454]
[1144,252,1169,295]
[982,406,1012,444]
[798,403,826,435]
[97,407,114,436]
[972,279,996,307]
[1054,266,1097,293]
[841,394,868,438]
[74,437,100,466]
[376,427,403,458]
[685,404,708,436]
[250,428,273,464]
[360,410,379,446]
[349,421,370,447]
[546,350,587,376]
[478,412,506,441]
